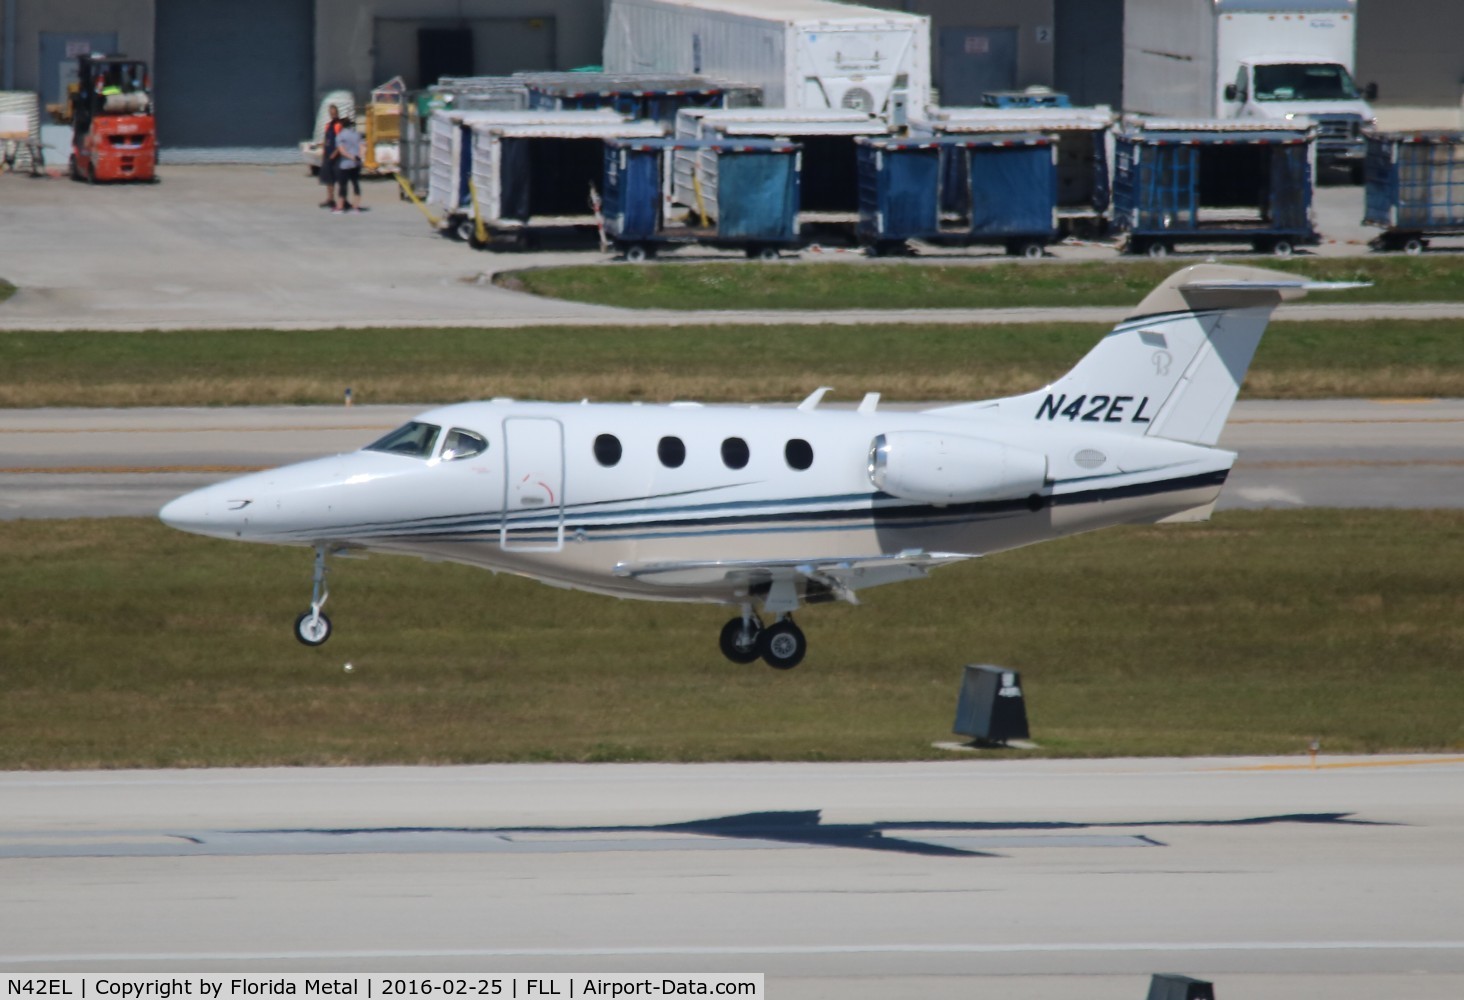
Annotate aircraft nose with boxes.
[159,486,245,537]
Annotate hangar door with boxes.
[155,0,313,147]
[374,18,557,89]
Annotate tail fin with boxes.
[992,264,1364,446]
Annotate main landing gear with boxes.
[294,544,333,646]
[718,607,807,670]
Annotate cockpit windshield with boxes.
[365,421,442,459]
[1254,63,1359,102]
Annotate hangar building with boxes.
[0,0,1457,151]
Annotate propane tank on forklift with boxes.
[69,53,157,184]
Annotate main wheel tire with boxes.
[454,219,476,243]
[1146,240,1170,258]
[718,617,761,664]
[294,611,332,647]
[624,244,649,263]
[1271,239,1294,257]
[1403,237,1425,255]
[69,154,80,182]
[758,620,806,670]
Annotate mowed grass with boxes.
[3,318,1462,407]
[3,511,1461,769]
[501,256,1464,311]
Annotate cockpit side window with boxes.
[365,421,442,459]
[441,427,488,461]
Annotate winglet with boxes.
[798,387,832,411]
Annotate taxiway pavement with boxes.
[1,399,1460,518]
[3,758,1463,999]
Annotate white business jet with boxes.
[160,264,1358,668]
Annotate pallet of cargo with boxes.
[1363,131,1464,253]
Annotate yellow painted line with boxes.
[1215,756,1464,772]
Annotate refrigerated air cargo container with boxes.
[1112,118,1318,256]
[1363,131,1464,253]
[604,0,930,123]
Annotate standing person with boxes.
[318,104,343,209]
[333,116,365,213]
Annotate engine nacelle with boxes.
[868,432,1048,504]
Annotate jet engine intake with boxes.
[868,432,1048,504]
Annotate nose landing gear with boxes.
[294,545,332,646]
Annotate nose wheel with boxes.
[295,610,332,646]
[294,545,333,646]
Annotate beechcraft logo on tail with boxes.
[1036,394,1153,423]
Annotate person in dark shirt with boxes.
[318,104,343,209]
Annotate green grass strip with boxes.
[3,319,1462,407]
[500,257,1464,311]
[2,511,1461,768]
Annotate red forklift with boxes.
[69,54,157,183]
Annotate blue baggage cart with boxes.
[856,133,1057,257]
[1363,131,1464,253]
[1113,119,1318,257]
[603,137,801,260]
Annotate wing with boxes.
[612,549,975,604]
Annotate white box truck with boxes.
[1124,0,1376,177]
[603,0,930,124]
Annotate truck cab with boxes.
[1224,59,1376,179]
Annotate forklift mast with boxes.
[72,55,151,136]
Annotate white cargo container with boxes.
[1123,0,1375,176]
[426,109,625,218]
[604,0,929,124]
[467,117,665,236]
[672,107,887,223]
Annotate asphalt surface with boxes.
[3,758,1463,999]
[1,400,1460,519]
[2,164,1463,332]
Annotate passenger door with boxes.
[501,417,565,552]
